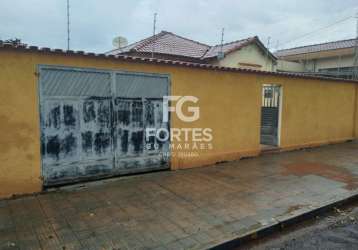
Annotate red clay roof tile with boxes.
[275,38,358,57]
[106,31,276,61]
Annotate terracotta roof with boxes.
[107,31,276,61]
[275,38,358,58]
[107,31,210,58]
[203,37,257,58]
[204,36,277,61]
[0,40,357,84]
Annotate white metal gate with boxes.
[39,66,170,186]
[261,85,281,146]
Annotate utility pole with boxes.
[220,28,225,51]
[67,0,70,50]
[151,13,157,58]
[217,28,225,59]
[353,12,358,80]
[266,36,271,70]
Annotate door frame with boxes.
[260,84,283,147]
[277,85,283,147]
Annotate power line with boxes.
[265,36,271,70]
[279,15,354,49]
[151,13,157,58]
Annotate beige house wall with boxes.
[276,60,305,72]
[278,54,354,73]
[213,44,276,71]
[314,55,354,71]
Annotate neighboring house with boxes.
[275,38,358,79]
[106,31,277,71]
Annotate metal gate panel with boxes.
[41,68,111,97]
[80,98,112,161]
[41,100,80,165]
[115,73,168,98]
[39,66,170,186]
[40,67,114,186]
[261,85,281,146]
[113,72,170,174]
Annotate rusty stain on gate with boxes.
[38,66,170,186]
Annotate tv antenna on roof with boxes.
[112,36,128,49]
[217,28,225,59]
[266,36,271,69]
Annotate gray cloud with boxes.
[0,0,357,52]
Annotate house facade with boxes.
[275,38,358,79]
[107,31,277,71]
[1,42,358,198]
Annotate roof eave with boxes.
[212,37,277,62]
[2,41,357,84]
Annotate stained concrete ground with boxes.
[246,200,358,249]
[1,141,358,250]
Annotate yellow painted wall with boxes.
[0,51,43,198]
[169,69,261,169]
[0,49,261,198]
[257,75,356,149]
[0,49,357,198]
[355,85,358,138]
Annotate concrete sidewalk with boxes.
[1,142,358,250]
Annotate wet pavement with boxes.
[247,201,358,250]
[1,142,358,250]
[265,220,358,250]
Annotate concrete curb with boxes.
[209,191,358,250]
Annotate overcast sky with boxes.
[0,0,357,53]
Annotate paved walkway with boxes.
[1,142,358,250]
